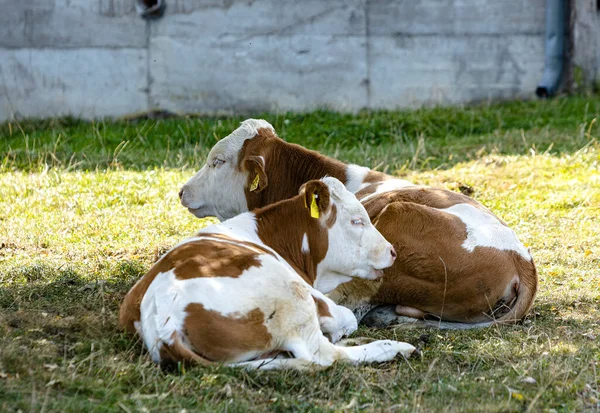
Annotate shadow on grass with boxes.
[2,261,596,351]
[0,261,143,347]
[0,261,144,312]
[1,260,598,411]
[0,261,148,372]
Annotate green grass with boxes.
[2,96,599,173]
[1,96,599,412]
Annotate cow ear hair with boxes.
[300,180,331,219]
[243,156,268,193]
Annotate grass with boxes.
[0,96,599,412]
[2,96,599,173]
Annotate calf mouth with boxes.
[187,207,211,219]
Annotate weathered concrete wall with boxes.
[0,0,553,121]
[571,0,600,89]
[149,1,369,113]
[0,0,147,120]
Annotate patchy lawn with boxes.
[1,96,599,412]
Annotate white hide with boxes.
[441,203,532,261]
[345,164,371,193]
[310,287,358,343]
[345,164,414,195]
[140,254,307,363]
[314,273,353,294]
[358,178,416,202]
[301,233,309,254]
[231,340,415,370]
[198,213,266,249]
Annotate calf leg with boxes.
[230,358,314,370]
[231,284,415,370]
[339,340,415,363]
[231,335,415,370]
[310,288,358,343]
[396,305,428,319]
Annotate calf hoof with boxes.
[368,340,416,361]
[362,305,397,327]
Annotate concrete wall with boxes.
[0,0,550,121]
[571,0,600,89]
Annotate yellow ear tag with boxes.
[250,173,259,191]
[310,194,320,219]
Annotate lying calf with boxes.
[119,178,415,369]
[178,119,538,327]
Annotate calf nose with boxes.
[390,246,397,261]
[179,186,191,207]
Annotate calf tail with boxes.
[160,332,214,366]
[493,254,538,324]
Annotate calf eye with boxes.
[212,158,226,167]
[351,219,364,226]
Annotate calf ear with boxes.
[301,180,331,219]
[243,156,268,193]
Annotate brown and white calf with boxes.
[120,178,414,369]
[178,119,538,328]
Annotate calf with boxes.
[120,178,415,369]
[178,119,538,327]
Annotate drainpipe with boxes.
[535,0,567,98]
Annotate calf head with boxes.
[306,178,396,292]
[179,119,345,220]
[179,119,277,220]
